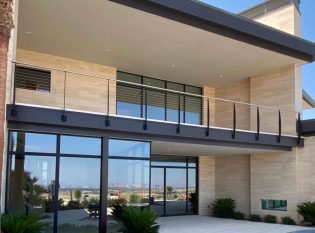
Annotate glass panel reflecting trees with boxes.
[8,131,57,233]
[107,139,151,231]
[57,157,100,233]
[150,155,198,216]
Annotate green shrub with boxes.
[281,216,296,225]
[129,194,141,204]
[249,214,262,222]
[112,204,126,220]
[108,198,127,208]
[297,201,315,225]
[211,198,236,218]
[1,213,48,233]
[119,206,160,233]
[233,212,245,220]
[263,214,277,223]
[189,192,198,214]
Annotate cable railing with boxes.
[10,61,302,142]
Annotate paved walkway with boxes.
[158,216,315,233]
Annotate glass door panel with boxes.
[57,157,101,233]
[165,168,187,215]
[150,168,164,216]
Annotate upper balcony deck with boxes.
[8,0,315,151]
[7,60,302,151]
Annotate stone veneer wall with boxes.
[16,49,117,114]
[250,151,300,221]
[215,154,251,215]
[198,156,215,216]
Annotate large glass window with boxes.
[57,157,101,233]
[109,139,150,158]
[150,155,198,216]
[7,131,102,233]
[60,136,101,156]
[107,139,151,231]
[8,155,56,232]
[117,72,202,124]
[11,131,57,153]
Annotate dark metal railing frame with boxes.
[10,61,301,141]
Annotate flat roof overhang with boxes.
[112,0,315,62]
[17,0,315,88]
[7,105,302,155]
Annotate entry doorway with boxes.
[150,155,198,216]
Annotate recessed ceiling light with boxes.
[26,31,32,34]
[219,74,224,78]
[171,64,175,67]
[105,49,110,52]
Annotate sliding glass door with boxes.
[150,155,198,216]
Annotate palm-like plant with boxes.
[212,198,236,218]
[297,202,315,225]
[1,213,48,233]
[119,207,160,233]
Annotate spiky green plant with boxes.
[119,207,159,233]
[211,198,236,218]
[297,202,315,225]
[1,213,48,233]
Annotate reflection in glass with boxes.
[166,168,187,215]
[117,85,142,118]
[150,168,164,216]
[107,159,150,231]
[8,155,56,232]
[57,157,100,233]
[11,131,57,153]
[151,155,186,167]
[60,136,101,155]
[109,139,150,158]
[188,169,197,214]
[185,96,202,125]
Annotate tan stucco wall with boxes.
[215,154,251,215]
[254,4,300,36]
[198,156,215,216]
[215,79,250,131]
[16,49,117,114]
[298,137,315,204]
[250,151,300,222]
[250,66,299,135]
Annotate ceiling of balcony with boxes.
[17,0,304,88]
[151,140,284,156]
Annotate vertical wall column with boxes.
[198,156,215,216]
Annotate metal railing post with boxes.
[206,98,210,136]
[297,112,302,145]
[105,79,110,126]
[277,110,282,143]
[176,93,181,134]
[10,62,17,117]
[256,106,260,141]
[61,71,67,122]
[232,103,236,139]
[143,88,148,130]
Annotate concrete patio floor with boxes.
[158,216,315,233]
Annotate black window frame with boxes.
[15,66,51,92]
[116,71,203,125]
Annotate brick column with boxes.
[0,32,9,198]
[0,0,14,203]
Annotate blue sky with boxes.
[200,0,315,119]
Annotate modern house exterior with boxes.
[1,0,315,232]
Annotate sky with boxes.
[200,0,315,119]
